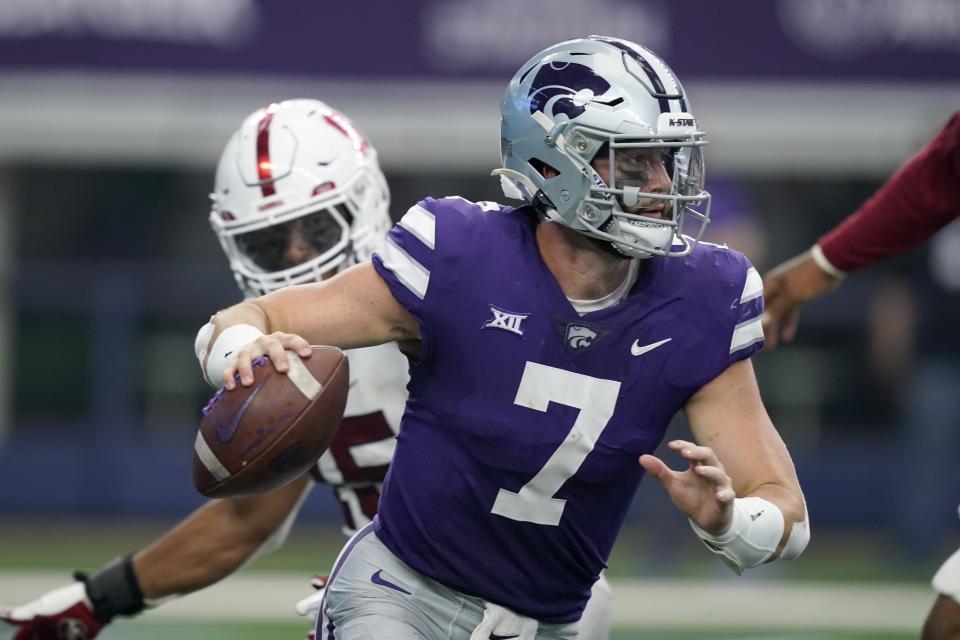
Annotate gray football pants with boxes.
[318,524,581,640]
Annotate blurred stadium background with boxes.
[0,0,958,638]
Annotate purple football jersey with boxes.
[370,197,763,623]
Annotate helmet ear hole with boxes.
[529,158,560,179]
[593,142,609,166]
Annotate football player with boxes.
[1,98,616,640]
[762,110,960,640]
[0,100,410,639]
[204,38,810,639]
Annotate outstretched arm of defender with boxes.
[1,477,312,639]
[133,475,313,598]
[199,262,419,389]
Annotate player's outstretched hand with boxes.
[223,331,313,389]
[639,439,734,536]
[762,250,842,348]
[1,582,104,640]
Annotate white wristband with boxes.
[195,323,265,387]
[689,496,784,575]
[810,244,847,279]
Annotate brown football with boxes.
[192,346,349,498]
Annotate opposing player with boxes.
[0,100,410,639]
[762,111,960,640]
[205,37,809,639]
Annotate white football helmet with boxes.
[496,36,710,259]
[210,99,391,297]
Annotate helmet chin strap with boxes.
[613,218,673,258]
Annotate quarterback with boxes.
[208,38,810,639]
[2,99,616,640]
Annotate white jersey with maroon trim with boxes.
[310,342,409,535]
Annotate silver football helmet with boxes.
[496,36,710,258]
[210,99,391,297]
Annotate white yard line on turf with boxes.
[0,572,933,633]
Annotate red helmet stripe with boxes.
[256,104,279,197]
[323,111,368,154]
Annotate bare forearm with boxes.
[132,503,258,598]
[686,360,807,558]
[131,476,310,599]
[209,263,418,351]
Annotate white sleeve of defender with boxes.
[194,322,265,388]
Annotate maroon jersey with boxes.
[310,343,409,534]
[818,111,960,273]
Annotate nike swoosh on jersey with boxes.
[630,337,672,356]
[215,374,271,443]
[370,570,411,595]
[490,635,520,640]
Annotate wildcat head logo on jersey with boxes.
[550,316,610,356]
[566,324,599,350]
[528,62,611,120]
[483,306,529,337]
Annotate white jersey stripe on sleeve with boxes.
[730,316,764,354]
[398,205,436,250]
[380,236,430,299]
[740,267,763,303]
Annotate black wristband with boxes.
[73,554,145,623]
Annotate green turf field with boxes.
[0,518,947,639]
[100,622,919,640]
[0,518,946,582]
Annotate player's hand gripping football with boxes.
[639,439,734,536]
[1,582,104,640]
[223,331,313,389]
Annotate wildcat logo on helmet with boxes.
[527,63,612,120]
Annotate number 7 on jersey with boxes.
[492,361,621,526]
